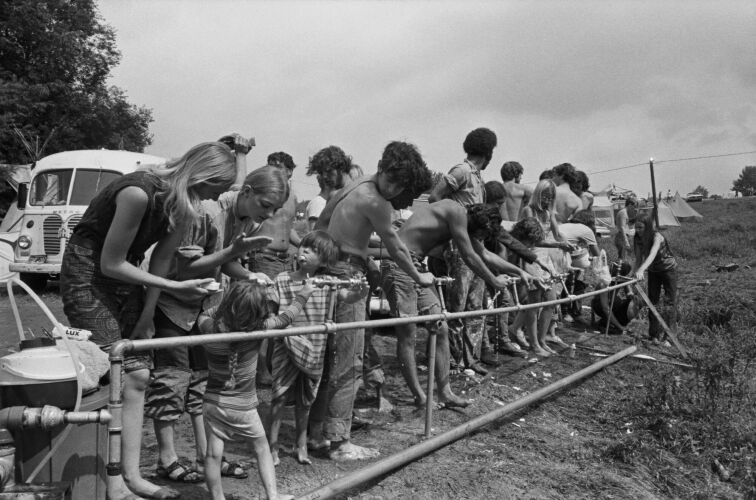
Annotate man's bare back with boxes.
[500,181,532,221]
[554,183,582,223]
[326,180,389,257]
[397,200,465,256]
[255,193,298,250]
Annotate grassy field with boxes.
[1,197,755,499]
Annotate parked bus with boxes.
[10,150,165,289]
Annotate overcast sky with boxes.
[99,0,756,200]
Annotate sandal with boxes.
[221,457,249,479]
[156,460,204,483]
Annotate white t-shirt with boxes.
[559,223,597,249]
[305,195,327,230]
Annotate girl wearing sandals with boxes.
[631,213,678,344]
[198,280,313,500]
[60,138,249,500]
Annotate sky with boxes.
[98,0,756,200]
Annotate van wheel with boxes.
[20,273,48,291]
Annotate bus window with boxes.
[69,170,122,205]
[30,170,72,206]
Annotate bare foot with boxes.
[296,446,312,465]
[439,392,470,409]
[543,344,558,355]
[307,439,330,451]
[123,476,179,500]
[413,394,427,409]
[271,449,280,466]
[378,396,395,412]
[533,346,551,357]
[329,442,380,461]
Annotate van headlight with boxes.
[17,235,31,250]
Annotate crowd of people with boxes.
[59,129,679,500]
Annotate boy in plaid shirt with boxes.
[268,230,365,465]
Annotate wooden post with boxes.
[649,158,660,228]
[633,282,687,358]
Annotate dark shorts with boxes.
[247,249,292,280]
[61,241,152,373]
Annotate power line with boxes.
[585,150,756,176]
[654,150,756,165]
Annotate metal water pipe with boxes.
[296,346,638,500]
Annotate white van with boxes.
[10,150,165,289]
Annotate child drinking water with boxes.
[198,280,316,500]
[267,230,363,466]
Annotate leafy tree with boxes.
[0,0,153,164]
[692,185,709,198]
[732,166,756,197]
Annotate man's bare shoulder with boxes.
[431,198,465,217]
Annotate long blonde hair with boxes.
[528,179,556,217]
[150,142,237,229]
[242,166,290,202]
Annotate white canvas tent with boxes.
[640,200,680,228]
[668,192,703,220]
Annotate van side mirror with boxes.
[17,183,27,209]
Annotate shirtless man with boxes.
[304,146,354,231]
[384,201,535,407]
[551,163,584,223]
[310,141,434,461]
[499,161,533,221]
[244,151,301,279]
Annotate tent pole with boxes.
[649,158,660,228]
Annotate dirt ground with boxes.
[5,196,756,499]
[1,279,738,500]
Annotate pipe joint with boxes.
[109,339,133,361]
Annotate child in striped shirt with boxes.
[198,279,316,500]
[267,230,365,466]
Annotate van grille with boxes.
[67,215,82,232]
[43,215,63,255]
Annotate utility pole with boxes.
[649,158,660,228]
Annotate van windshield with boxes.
[29,169,122,206]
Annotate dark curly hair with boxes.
[539,169,554,180]
[463,128,497,159]
[484,181,506,206]
[377,141,433,199]
[306,146,353,188]
[466,204,501,240]
[576,170,590,192]
[267,151,296,171]
[552,162,579,187]
[500,161,523,182]
[510,217,544,246]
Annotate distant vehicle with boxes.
[685,193,704,202]
[9,150,165,290]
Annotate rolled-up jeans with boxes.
[310,259,366,442]
[444,244,485,368]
